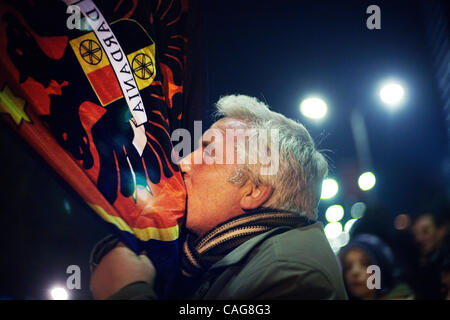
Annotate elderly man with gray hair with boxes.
[90,95,348,300]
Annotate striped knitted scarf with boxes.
[180,208,314,278]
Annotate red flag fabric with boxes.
[0,0,202,296]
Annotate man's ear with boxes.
[239,180,273,210]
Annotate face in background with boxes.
[412,214,445,256]
[179,117,251,237]
[342,248,376,300]
[441,271,450,300]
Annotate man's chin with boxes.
[183,216,196,236]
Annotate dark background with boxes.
[1,0,449,299]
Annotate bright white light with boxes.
[324,222,343,239]
[321,178,339,199]
[358,171,376,191]
[337,231,350,247]
[50,287,68,300]
[380,82,404,106]
[328,231,349,253]
[300,97,327,120]
[344,218,358,233]
[351,202,366,219]
[328,237,341,253]
[325,205,344,223]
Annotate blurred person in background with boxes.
[339,233,414,300]
[440,255,450,300]
[411,201,450,299]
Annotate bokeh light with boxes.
[50,287,68,300]
[300,97,327,120]
[324,222,343,239]
[358,171,376,191]
[321,178,339,199]
[379,82,405,106]
[327,230,350,254]
[350,201,366,219]
[337,231,350,248]
[344,218,358,233]
[394,214,411,230]
[325,205,344,222]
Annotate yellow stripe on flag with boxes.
[89,204,179,241]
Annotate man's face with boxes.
[179,118,249,237]
[412,215,440,256]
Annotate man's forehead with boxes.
[211,117,250,131]
[199,117,255,143]
[415,214,435,225]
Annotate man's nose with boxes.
[179,152,194,174]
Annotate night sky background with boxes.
[1,0,448,299]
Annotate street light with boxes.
[300,97,327,120]
[379,81,405,108]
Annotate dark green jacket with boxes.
[110,222,348,300]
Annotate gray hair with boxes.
[215,94,328,219]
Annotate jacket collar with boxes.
[209,222,322,270]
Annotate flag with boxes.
[0,0,204,297]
